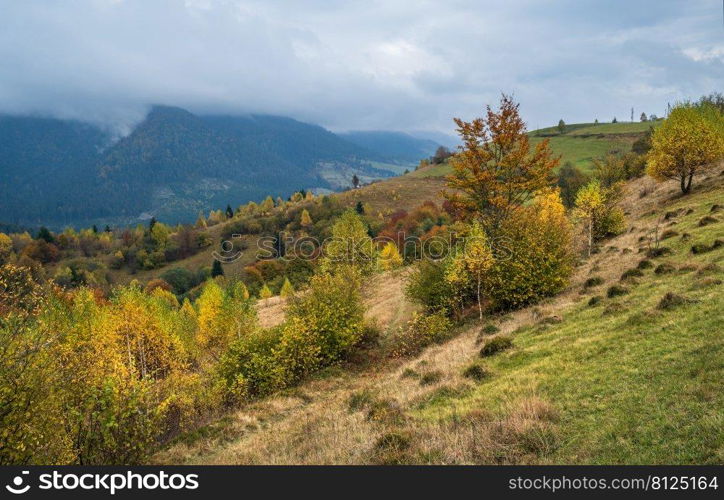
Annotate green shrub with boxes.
[480,335,513,357]
[462,361,490,381]
[405,259,456,315]
[606,285,629,298]
[637,259,654,269]
[620,268,644,280]
[584,276,604,288]
[657,292,695,310]
[391,311,452,357]
[654,263,676,275]
[647,247,672,258]
[420,370,443,386]
[588,295,603,306]
[481,324,500,335]
[348,390,375,412]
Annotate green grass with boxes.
[409,121,650,178]
[413,187,724,464]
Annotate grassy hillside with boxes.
[412,120,656,178]
[155,171,723,465]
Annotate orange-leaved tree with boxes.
[443,95,558,230]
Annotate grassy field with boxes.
[155,171,724,465]
[411,121,654,178]
[416,181,724,463]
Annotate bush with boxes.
[420,371,443,386]
[646,247,672,258]
[405,259,456,315]
[654,263,676,275]
[462,361,490,381]
[698,216,718,227]
[637,259,654,270]
[620,268,644,280]
[606,285,629,298]
[480,324,500,335]
[588,295,603,307]
[483,192,575,310]
[584,276,604,288]
[479,335,513,357]
[657,292,695,310]
[390,311,452,357]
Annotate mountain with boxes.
[0,106,397,228]
[338,130,441,164]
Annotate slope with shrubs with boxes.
[155,171,723,465]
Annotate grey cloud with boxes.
[0,0,721,135]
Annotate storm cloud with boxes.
[0,0,722,134]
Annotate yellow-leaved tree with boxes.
[378,241,403,271]
[280,277,295,298]
[300,209,313,228]
[446,220,494,320]
[320,210,377,276]
[647,104,724,193]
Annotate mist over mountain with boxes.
[0,106,439,229]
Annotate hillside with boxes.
[0,108,430,229]
[155,172,723,465]
[412,120,656,179]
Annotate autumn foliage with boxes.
[443,94,558,229]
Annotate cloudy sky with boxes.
[0,0,722,135]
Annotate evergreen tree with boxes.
[226,204,234,219]
[92,225,98,234]
[352,174,360,188]
[149,217,157,230]
[280,277,295,298]
[355,201,364,214]
[37,226,54,243]
[211,259,224,277]
[557,119,566,134]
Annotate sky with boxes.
[0,0,722,136]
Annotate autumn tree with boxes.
[573,180,626,256]
[446,221,493,320]
[443,95,558,230]
[300,209,313,227]
[320,210,377,276]
[647,104,724,194]
[379,241,403,271]
[259,284,273,299]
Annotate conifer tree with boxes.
[379,241,403,271]
[280,277,295,298]
[259,284,273,299]
[211,259,224,277]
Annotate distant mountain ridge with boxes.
[0,106,439,228]
[338,130,440,163]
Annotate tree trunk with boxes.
[476,278,483,321]
[685,173,694,193]
[680,174,688,194]
[588,218,593,257]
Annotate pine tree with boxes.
[231,281,250,300]
[355,201,364,214]
[352,174,360,188]
[92,225,98,234]
[211,259,224,277]
[149,217,157,230]
[280,277,295,298]
[226,204,234,219]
